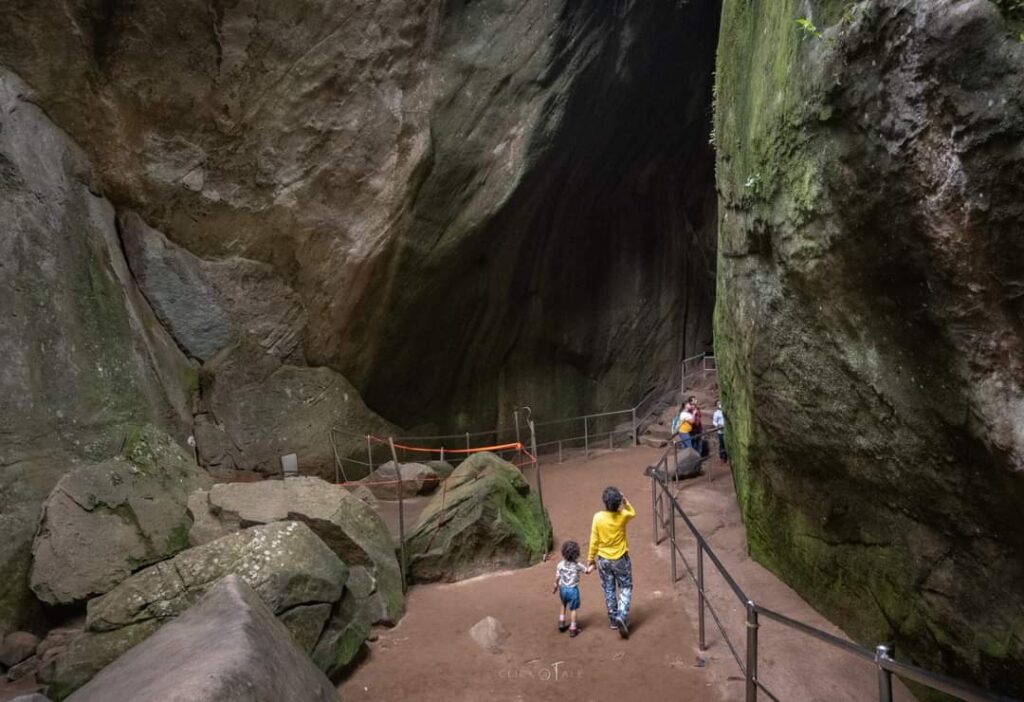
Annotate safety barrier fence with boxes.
[328,381,679,481]
[648,449,1013,702]
[681,351,717,394]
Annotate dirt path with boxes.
[340,446,721,702]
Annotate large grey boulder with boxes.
[119,212,307,362]
[30,426,212,605]
[405,452,551,583]
[189,477,404,624]
[0,68,194,634]
[66,576,336,702]
[194,337,399,479]
[362,461,438,500]
[42,522,346,699]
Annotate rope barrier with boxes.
[368,436,524,454]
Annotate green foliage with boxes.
[796,17,821,39]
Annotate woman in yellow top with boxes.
[586,486,636,638]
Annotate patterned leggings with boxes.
[597,554,633,624]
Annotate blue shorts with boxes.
[559,585,580,611]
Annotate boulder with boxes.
[0,631,39,668]
[310,584,373,678]
[362,461,438,500]
[65,576,336,702]
[10,695,53,702]
[6,655,39,681]
[194,337,400,479]
[189,477,403,624]
[30,426,213,605]
[425,461,455,480]
[469,616,509,654]
[35,628,81,669]
[185,491,230,547]
[43,522,346,699]
[639,435,668,449]
[405,452,551,583]
[672,448,703,480]
[349,485,378,507]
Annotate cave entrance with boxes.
[354,0,723,431]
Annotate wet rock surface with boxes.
[715,0,1024,695]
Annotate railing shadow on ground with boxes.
[647,446,1016,702]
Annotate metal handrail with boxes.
[649,460,1016,702]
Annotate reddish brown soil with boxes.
[340,446,723,702]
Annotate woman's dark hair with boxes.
[561,540,581,562]
[602,486,623,512]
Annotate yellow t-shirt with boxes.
[587,501,636,562]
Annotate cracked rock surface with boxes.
[715,0,1024,695]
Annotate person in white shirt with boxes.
[712,401,727,461]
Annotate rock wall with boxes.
[0,68,195,632]
[0,0,719,431]
[715,0,1024,696]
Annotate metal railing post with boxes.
[514,410,521,447]
[366,435,373,473]
[698,542,707,650]
[529,417,544,515]
[584,416,589,459]
[651,474,658,543]
[670,497,678,583]
[388,437,407,593]
[440,446,445,463]
[632,406,638,447]
[745,602,759,701]
[876,645,894,702]
[465,432,470,451]
[558,440,562,463]
[672,441,679,486]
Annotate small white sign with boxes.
[280,453,299,476]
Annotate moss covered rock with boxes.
[189,476,404,625]
[43,522,347,699]
[31,426,213,605]
[405,452,551,583]
[715,0,1024,696]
